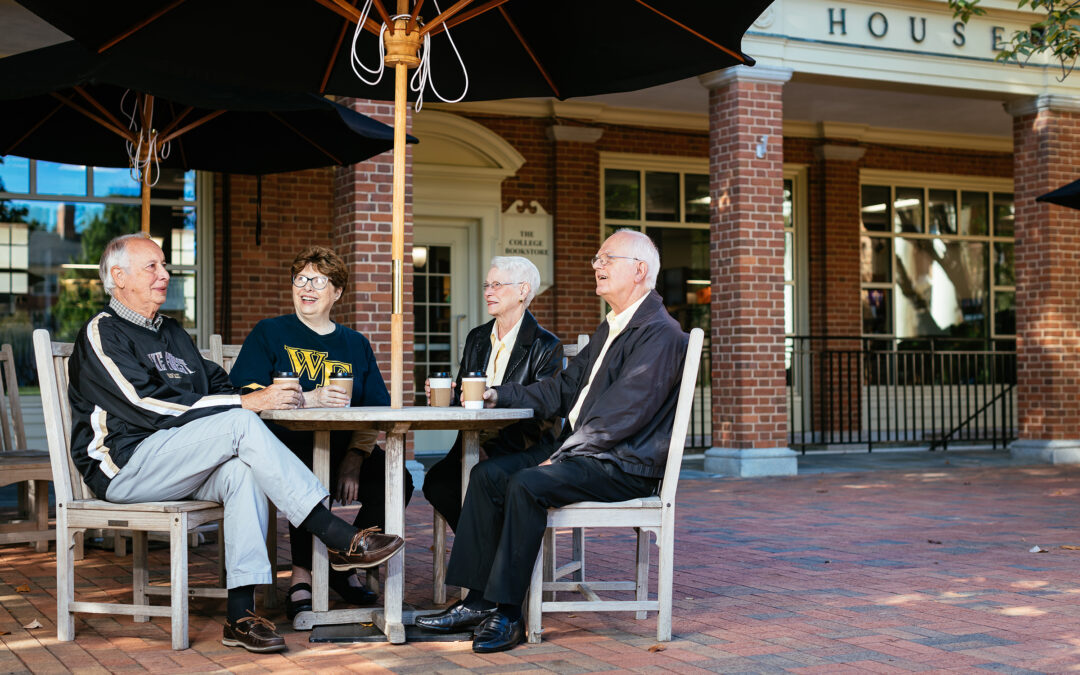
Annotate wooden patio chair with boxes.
[33,328,226,650]
[526,327,705,643]
[0,342,54,552]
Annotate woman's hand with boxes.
[241,382,302,412]
[336,450,365,504]
[423,378,456,399]
[304,384,350,408]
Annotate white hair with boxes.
[100,232,153,296]
[489,256,541,307]
[611,229,660,289]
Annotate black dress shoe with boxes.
[329,569,378,606]
[414,600,496,633]
[472,611,525,653]
[286,583,312,622]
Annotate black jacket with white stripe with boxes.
[68,306,242,498]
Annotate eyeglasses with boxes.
[482,280,524,292]
[293,274,330,290]
[591,253,642,268]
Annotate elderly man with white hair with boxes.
[416,230,688,653]
[66,233,404,653]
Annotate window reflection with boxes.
[645,171,679,222]
[894,238,987,339]
[893,187,923,234]
[604,169,639,220]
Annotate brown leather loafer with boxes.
[328,526,405,571]
[222,613,286,653]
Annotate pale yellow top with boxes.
[566,292,650,430]
[485,313,524,386]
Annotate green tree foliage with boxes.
[949,0,1080,78]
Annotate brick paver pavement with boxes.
[3,461,1080,673]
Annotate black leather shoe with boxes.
[286,583,312,622]
[472,611,525,653]
[414,600,496,633]
[329,569,378,606]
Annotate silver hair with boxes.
[100,232,153,296]
[610,229,660,289]
[489,255,541,307]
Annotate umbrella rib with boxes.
[4,101,64,155]
[321,0,362,93]
[159,110,227,145]
[49,92,134,142]
[632,0,748,63]
[408,0,426,33]
[72,85,133,136]
[158,105,196,140]
[497,7,559,98]
[311,0,383,35]
[418,0,477,37]
[268,112,343,165]
[99,0,188,53]
[368,0,395,33]
[426,0,509,36]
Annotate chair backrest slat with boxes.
[203,334,241,374]
[659,328,704,504]
[32,330,79,504]
[0,343,16,452]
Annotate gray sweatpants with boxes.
[106,409,328,588]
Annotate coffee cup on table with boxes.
[460,371,488,410]
[328,370,354,401]
[429,372,452,407]
[272,370,300,387]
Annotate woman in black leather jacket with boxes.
[423,256,562,531]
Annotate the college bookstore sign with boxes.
[500,200,553,294]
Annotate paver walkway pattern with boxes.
[3,458,1080,673]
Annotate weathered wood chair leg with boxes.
[32,479,49,553]
[635,528,650,620]
[56,512,75,642]
[527,544,544,644]
[113,531,126,557]
[542,528,556,602]
[132,530,149,622]
[433,511,447,604]
[74,530,84,561]
[170,514,190,651]
[657,526,674,642]
[571,527,585,583]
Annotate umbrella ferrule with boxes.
[383,18,421,67]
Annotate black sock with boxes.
[301,503,357,551]
[227,585,256,624]
[498,603,521,621]
[463,589,495,611]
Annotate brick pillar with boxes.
[333,98,415,407]
[811,144,866,435]
[548,124,604,341]
[1006,96,1080,463]
[700,66,797,476]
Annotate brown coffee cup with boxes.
[328,372,354,401]
[460,371,487,410]
[429,371,452,407]
[272,370,300,387]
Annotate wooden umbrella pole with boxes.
[139,94,155,233]
[140,173,151,233]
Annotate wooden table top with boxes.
[260,405,532,431]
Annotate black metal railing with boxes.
[787,336,1017,452]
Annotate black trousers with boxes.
[422,437,534,532]
[270,424,414,572]
[444,452,658,605]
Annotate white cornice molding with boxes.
[1004,94,1080,117]
[546,125,604,143]
[784,120,1011,152]
[698,65,794,90]
[814,144,867,162]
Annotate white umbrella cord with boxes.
[120,89,169,188]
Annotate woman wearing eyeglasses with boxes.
[422,256,563,532]
[229,246,413,622]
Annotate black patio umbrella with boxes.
[1036,178,1080,210]
[0,40,416,231]
[16,0,773,406]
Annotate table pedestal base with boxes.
[309,623,472,643]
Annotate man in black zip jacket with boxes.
[68,233,403,652]
[416,229,688,652]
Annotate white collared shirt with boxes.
[566,292,650,430]
[485,314,524,386]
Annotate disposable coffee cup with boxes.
[272,370,300,387]
[460,371,487,410]
[429,371,452,407]
[328,372,354,400]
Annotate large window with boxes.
[859,172,1014,344]
[0,156,203,383]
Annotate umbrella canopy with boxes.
[1036,179,1080,210]
[15,1,766,101]
[0,41,410,177]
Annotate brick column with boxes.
[700,66,797,476]
[548,124,604,341]
[1006,96,1080,463]
[333,98,414,407]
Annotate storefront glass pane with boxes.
[994,242,1014,286]
[860,234,890,283]
[860,185,890,232]
[684,173,709,223]
[928,189,956,235]
[37,161,87,197]
[604,169,639,220]
[960,191,988,235]
[645,171,679,222]
[650,226,709,332]
[862,289,892,334]
[784,232,794,282]
[0,156,30,194]
[893,187,923,234]
[994,193,1014,236]
[994,290,1015,336]
[92,167,141,197]
[894,238,988,339]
